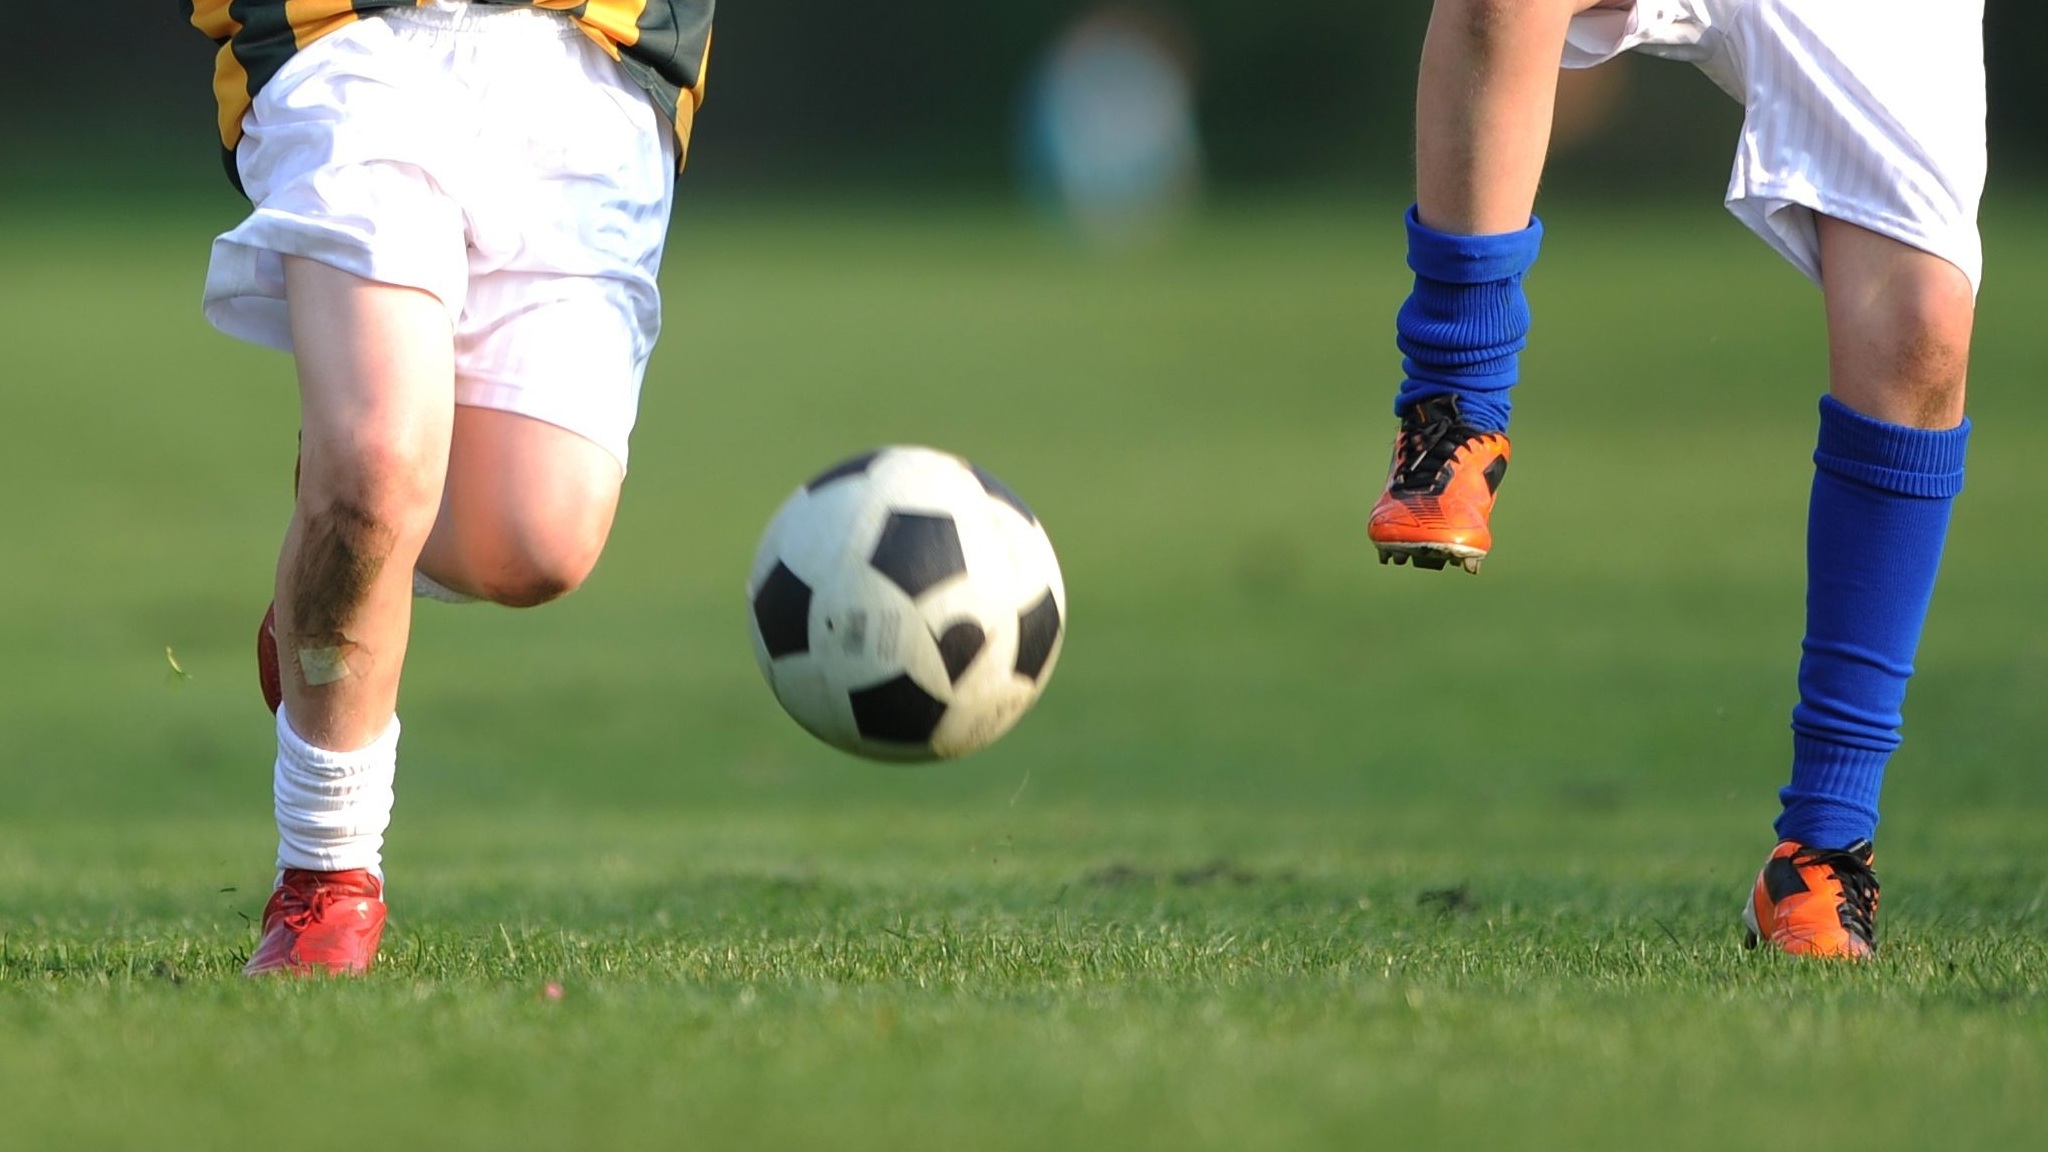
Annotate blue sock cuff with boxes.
[1404,205,1544,284]
[1815,396,1970,499]
[1777,737,1885,847]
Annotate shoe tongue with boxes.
[284,867,379,896]
[1411,394,1463,424]
[1791,838,1874,861]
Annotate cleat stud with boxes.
[1461,557,1482,575]
[1376,550,1392,565]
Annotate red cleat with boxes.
[244,868,387,976]
[258,603,283,714]
[256,446,301,715]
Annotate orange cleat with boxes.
[1368,395,1511,574]
[244,868,387,976]
[1742,840,1878,959]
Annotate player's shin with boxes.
[1391,206,1542,433]
[1779,397,1970,849]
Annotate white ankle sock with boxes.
[413,570,478,604]
[274,706,399,877]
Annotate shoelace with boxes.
[279,880,351,932]
[1389,403,1485,496]
[1795,846,1879,945]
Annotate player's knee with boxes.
[1883,275,1972,381]
[481,572,577,610]
[303,435,445,538]
[1862,272,1974,422]
[290,440,445,627]
[466,511,610,609]
[429,463,618,608]
[1443,0,1586,41]
[474,544,600,609]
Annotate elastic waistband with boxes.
[378,1,583,39]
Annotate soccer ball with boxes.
[747,446,1067,761]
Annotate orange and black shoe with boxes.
[1742,840,1879,959]
[1368,394,1511,574]
[244,868,387,976]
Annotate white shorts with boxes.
[202,0,676,468]
[1564,0,1987,291]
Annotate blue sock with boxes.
[1393,206,1544,433]
[1779,396,1970,849]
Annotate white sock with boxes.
[274,705,399,878]
[413,570,478,604]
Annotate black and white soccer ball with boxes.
[747,446,1067,762]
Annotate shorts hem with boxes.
[455,375,634,472]
[203,212,464,351]
[1727,184,1983,294]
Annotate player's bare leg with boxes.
[1745,218,1974,958]
[415,407,624,608]
[276,259,455,746]
[246,257,455,977]
[1414,0,1627,235]
[1372,0,1627,574]
[1817,219,1973,430]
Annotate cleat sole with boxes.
[1370,540,1487,575]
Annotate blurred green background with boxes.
[3,5,2045,1151]
[2,0,2032,823]
[17,3,2048,195]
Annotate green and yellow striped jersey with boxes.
[182,1,712,177]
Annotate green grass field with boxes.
[2,195,2045,1150]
